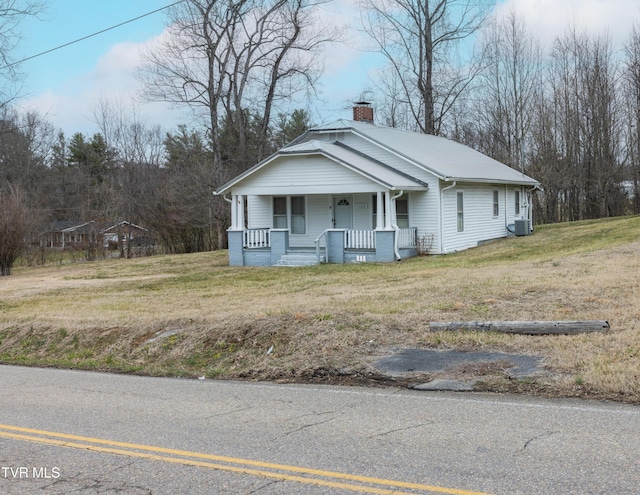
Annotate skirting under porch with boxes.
[227,228,418,267]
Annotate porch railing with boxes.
[397,227,417,248]
[243,227,416,251]
[315,230,328,264]
[244,228,270,248]
[346,230,376,249]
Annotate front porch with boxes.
[228,227,418,267]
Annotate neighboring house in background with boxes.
[40,220,150,251]
[101,221,149,249]
[215,104,541,266]
[622,180,637,200]
[40,221,100,249]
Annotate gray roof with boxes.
[215,119,539,195]
[215,137,429,195]
[304,120,539,186]
[279,140,429,190]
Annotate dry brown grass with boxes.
[1,216,640,401]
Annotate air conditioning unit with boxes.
[514,219,531,236]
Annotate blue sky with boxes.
[14,0,640,137]
[19,0,166,88]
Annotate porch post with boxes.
[231,195,238,230]
[376,192,384,230]
[384,192,392,230]
[237,195,245,230]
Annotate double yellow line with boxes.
[0,423,493,495]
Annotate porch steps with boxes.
[274,251,319,267]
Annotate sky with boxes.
[13,0,640,137]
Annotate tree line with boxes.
[364,2,640,223]
[2,0,640,274]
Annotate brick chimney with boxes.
[353,102,374,123]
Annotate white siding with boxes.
[247,195,271,229]
[409,190,440,253]
[232,155,384,195]
[353,193,373,230]
[441,183,508,253]
[506,185,527,221]
[289,195,331,247]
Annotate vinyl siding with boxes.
[408,190,440,253]
[248,195,332,248]
[289,195,331,247]
[231,155,385,195]
[352,193,373,230]
[247,195,271,229]
[441,183,508,253]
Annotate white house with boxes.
[215,104,540,266]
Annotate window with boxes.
[396,196,409,228]
[291,196,305,234]
[493,190,499,217]
[457,191,464,232]
[372,194,409,228]
[273,197,287,228]
[514,190,520,216]
[372,195,384,227]
[273,196,305,234]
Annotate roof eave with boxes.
[216,146,430,195]
[443,176,540,186]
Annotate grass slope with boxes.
[1,216,640,401]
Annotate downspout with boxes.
[525,186,537,233]
[439,181,456,254]
[505,184,511,235]
[390,190,404,261]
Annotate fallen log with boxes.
[428,320,610,335]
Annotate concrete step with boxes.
[274,252,320,267]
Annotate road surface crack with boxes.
[521,430,559,451]
[368,422,433,438]
[282,416,336,436]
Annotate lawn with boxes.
[1,216,640,401]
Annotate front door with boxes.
[333,196,353,229]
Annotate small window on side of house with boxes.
[457,191,464,232]
[396,196,409,228]
[493,190,499,217]
[514,190,520,216]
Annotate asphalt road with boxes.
[0,365,638,495]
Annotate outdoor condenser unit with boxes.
[514,219,531,236]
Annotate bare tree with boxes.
[474,10,542,172]
[139,0,338,248]
[93,98,166,167]
[0,0,45,104]
[530,27,624,222]
[623,25,640,214]
[140,0,336,174]
[92,98,167,256]
[359,0,490,135]
[0,186,34,275]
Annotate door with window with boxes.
[333,196,353,229]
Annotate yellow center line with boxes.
[0,423,494,495]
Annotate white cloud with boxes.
[21,30,184,136]
[494,0,640,48]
